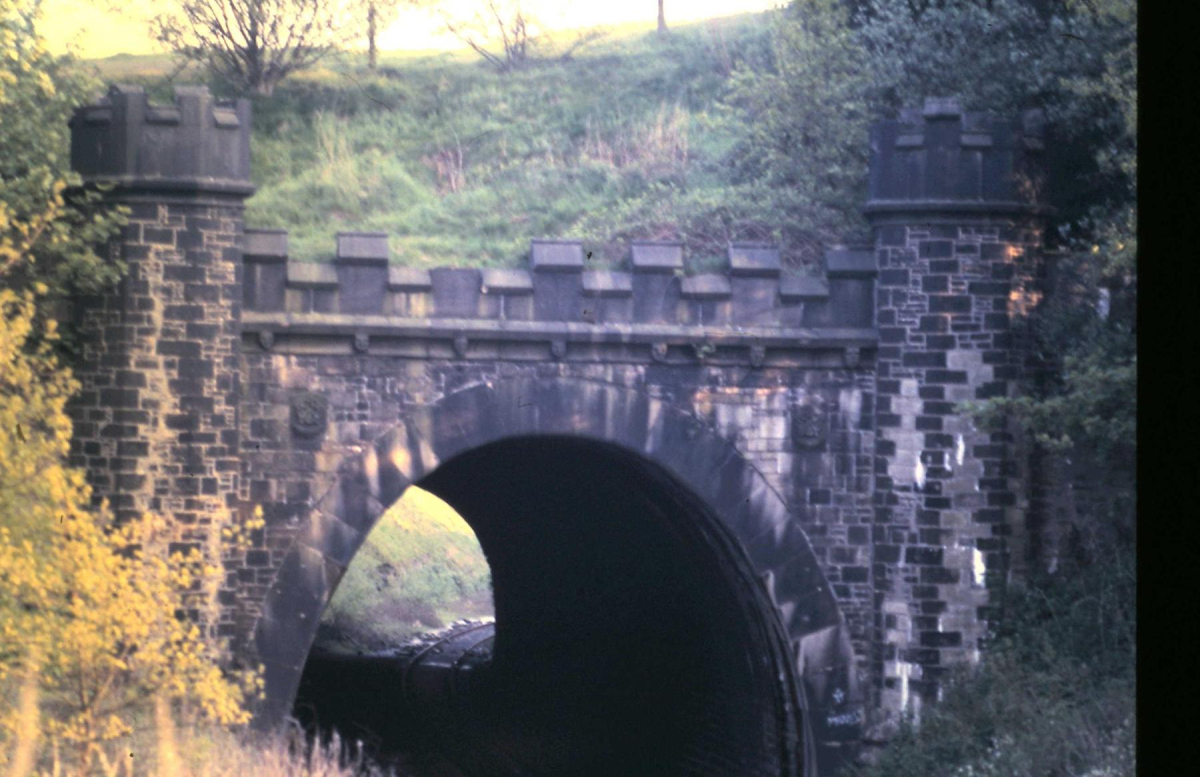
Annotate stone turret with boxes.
[67,85,252,612]
[866,96,1046,220]
[865,98,1045,723]
[70,84,252,198]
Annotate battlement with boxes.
[70,85,253,198]
[866,96,1046,220]
[242,232,877,337]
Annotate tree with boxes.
[444,0,536,72]
[2,3,262,772]
[724,0,873,262]
[1,1,125,303]
[966,0,1137,559]
[153,0,360,96]
[444,1,604,73]
[657,0,668,37]
[360,1,427,70]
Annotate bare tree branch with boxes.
[153,1,360,96]
[442,1,605,74]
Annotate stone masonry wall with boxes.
[232,352,878,685]
[68,198,244,540]
[67,83,253,640]
[870,220,1041,721]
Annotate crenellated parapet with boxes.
[69,84,253,200]
[241,233,878,367]
[866,96,1046,223]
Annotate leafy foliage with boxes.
[0,276,265,773]
[1,0,124,540]
[1,4,264,772]
[854,545,1135,777]
[1,0,126,303]
[956,0,1137,555]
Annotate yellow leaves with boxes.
[34,67,52,96]
[1,506,260,768]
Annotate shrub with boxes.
[855,545,1135,777]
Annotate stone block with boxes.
[630,241,683,272]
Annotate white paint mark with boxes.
[956,434,966,467]
[914,456,926,490]
[1097,287,1111,320]
[839,388,862,427]
[973,548,986,587]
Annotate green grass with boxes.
[316,487,492,651]
[88,13,780,268]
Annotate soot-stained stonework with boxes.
[67,87,1054,775]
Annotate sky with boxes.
[39,0,782,59]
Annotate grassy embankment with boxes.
[314,488,493,652]
[90,13,777,270]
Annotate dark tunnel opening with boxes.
[295,436,800,776]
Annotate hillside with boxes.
[92,13,781,268]
[316,486,493,652]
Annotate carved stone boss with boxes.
[791,404,826,450]
[290,391,328,438]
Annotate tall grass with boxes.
[90,13,780,268]
[1,683,397,776]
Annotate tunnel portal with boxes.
[297,436,803,776]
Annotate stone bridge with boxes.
[66,86,1047,775]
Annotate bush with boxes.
[856,545,1135,777]
[2,5,267,773]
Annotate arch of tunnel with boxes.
[65,87,1052,775]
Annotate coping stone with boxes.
[530,239,584,271]
[336,232,389,265]
[286,262,339,288]
[386,267,432,292]
[581,271,633,297]
[630,241,683,272]
[481,269,533,295]
[244,229,288,261]
[728,243,781,277]
[680,274,732,300]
